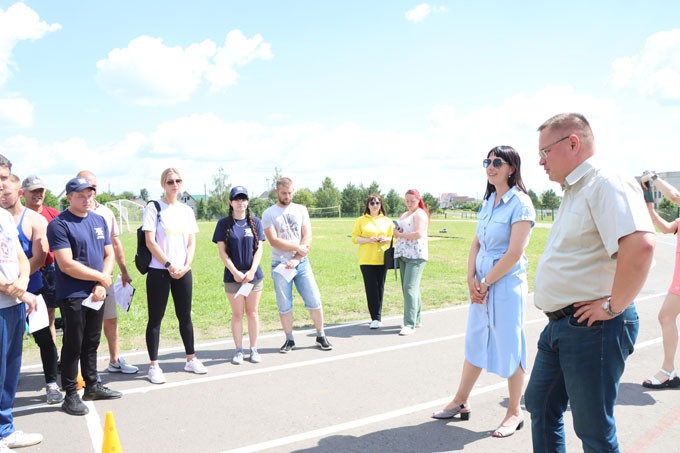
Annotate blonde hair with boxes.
[160,168,182,187]
[538,113,594,148]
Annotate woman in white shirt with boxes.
[142,168,207,384]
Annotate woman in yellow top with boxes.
[352,194,394,329]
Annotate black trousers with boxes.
[32,325,58,385]
[360,265,387,321]
[60,297,104,394]
[146,268,194,361]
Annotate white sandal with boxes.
[642,368,680,389]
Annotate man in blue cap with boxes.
[47,177,122,416]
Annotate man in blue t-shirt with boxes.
[46,177,121,416]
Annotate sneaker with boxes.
[399,326,415,336]
[369,320,381,329]
[316,336,333,351]
[184,358,208,374]
[279,339,296,353]
[3,431,43,449]
[45,383,64,405]
[249,348,261,363]
[62,392,89,416]
[231,350,244,365]
[147,365,166,384]
[0,442,14,453]
[108,357,139,374]
[82,383,122,401]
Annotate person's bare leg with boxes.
[647,293,680,383]
[439,359,482,411]
[245,292,261,348]
[309,308,324,332]
[493,366,526,436]
[103,318,119,362]
[279,311,294,334]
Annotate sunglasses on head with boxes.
[483,158,508,169]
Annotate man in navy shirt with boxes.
[47,177,122,416]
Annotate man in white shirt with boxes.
[524,113,656,452]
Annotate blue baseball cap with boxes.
[229,186,248,200]
[65,177,96,194]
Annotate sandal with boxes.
[642,369,680,389]
[432,402,470,420]
[492,414,525,438]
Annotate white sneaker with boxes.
[399,326,415,336]
[108,357,139,374]
[147,365,166,384]
[231,351,244,365]
[249,348,262,363]
[3,431,42,449]
[369,320,381,329]
[184,358,208,374]
[0,441,14,453]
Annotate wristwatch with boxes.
[480,277,491,287]
[164,261,172,268]
[602,297,624,317]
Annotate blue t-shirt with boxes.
[212,216,265,283]
[46,210,111,300]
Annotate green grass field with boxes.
[24,217,549,354]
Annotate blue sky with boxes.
[1,1,678,200]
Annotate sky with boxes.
[0,1,679,201]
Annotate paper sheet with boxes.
[112,275,135,312]
[81,294,104,311]
[273,263,297,283]
[235,282,254,297]
[27,294,49,333]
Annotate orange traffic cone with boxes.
[76,370,85,390]
[102,411,122,452]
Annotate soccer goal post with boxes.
[105,199,146,233]
[307,205,341,218]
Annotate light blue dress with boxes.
[465,186,535,378]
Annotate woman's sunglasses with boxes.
[483,158,509,169]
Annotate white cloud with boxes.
[405,4,447,22]
[3,84,673,201]
[95,30,272,105]
[0,2,61,87]
[0,96,33,128]
[405,3,431,22]
[612,29,680,103]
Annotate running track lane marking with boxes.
[15,292,667,452]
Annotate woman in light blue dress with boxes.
[432,146,535,438]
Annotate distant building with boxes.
[179,191,197,214]
[439,192,477,209]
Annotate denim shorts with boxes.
[271,258,322,314]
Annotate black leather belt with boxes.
[545,304,577,321]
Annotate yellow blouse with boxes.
[351,214,394,265]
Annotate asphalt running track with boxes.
[12,231,680,452]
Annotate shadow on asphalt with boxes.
[292,419,490,452]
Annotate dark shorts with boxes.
[40,264,59,309]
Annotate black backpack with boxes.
[134,200,161,274]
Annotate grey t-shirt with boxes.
[261,203,310,263]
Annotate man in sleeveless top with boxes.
[21,175,61,349]
[0,175,64,405]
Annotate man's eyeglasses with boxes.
[538,135,570,159]
[166,179,182,185]
[369,201,380,206]
[483,158,509,169]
